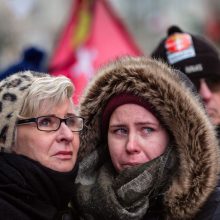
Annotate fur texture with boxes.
[78,56,220,219]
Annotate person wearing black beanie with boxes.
[151,25,220,130]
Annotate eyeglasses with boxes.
[190,77,220,92]
[17,115,84,132]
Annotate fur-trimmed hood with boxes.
[78,56,220,219]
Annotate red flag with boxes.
[49,0,142,104]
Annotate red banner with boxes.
[49,0,142,104]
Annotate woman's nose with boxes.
[125,134,141,154]
[199,79,213,103]
[58,122,74,141]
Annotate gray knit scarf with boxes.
[73,146,176,220]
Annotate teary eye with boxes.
[112,127,128,136]
[142,127,154,134]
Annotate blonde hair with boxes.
[19,75,74,117]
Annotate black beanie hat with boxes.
[151,25,220,79]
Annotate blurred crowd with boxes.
[0,0,220,73]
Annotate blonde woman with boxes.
[0,71,83,219]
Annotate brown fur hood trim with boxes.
[79,56,220,219]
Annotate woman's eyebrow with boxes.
[66,113,76,116]
[134,121,158,126]
[109,124,126,128]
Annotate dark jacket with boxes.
[0,152,79,220]
[141,178,220,220]
[73,57,220,220]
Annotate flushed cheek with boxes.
[73,136,80,151]
[110,152,123,170]
[143,142,166,159]
[27,140,51,162]
[72,146,79,164]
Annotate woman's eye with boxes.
[38,118,52,127]
[113,128,127,135]
[66,118,75,126]
[143,127,154,134]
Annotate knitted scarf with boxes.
[73,146,176,220]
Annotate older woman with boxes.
[73,57,220,219]
[0,71,83,219]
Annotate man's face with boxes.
[191,77,220,125]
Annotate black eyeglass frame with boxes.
[16,115,84,132]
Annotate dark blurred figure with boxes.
[151,26,220,129]
[0,46,46,80]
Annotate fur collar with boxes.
[78,56,220,219]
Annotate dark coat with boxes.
[0,152,79,220]
[141,178,220,220]
[74,57,220,220]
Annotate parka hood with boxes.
[79,56,220,219]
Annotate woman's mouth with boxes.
[53,151,73,159]
[121,162,141,169]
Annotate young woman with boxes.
[73,56,220,219]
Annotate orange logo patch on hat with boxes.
[165,33,196,64]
